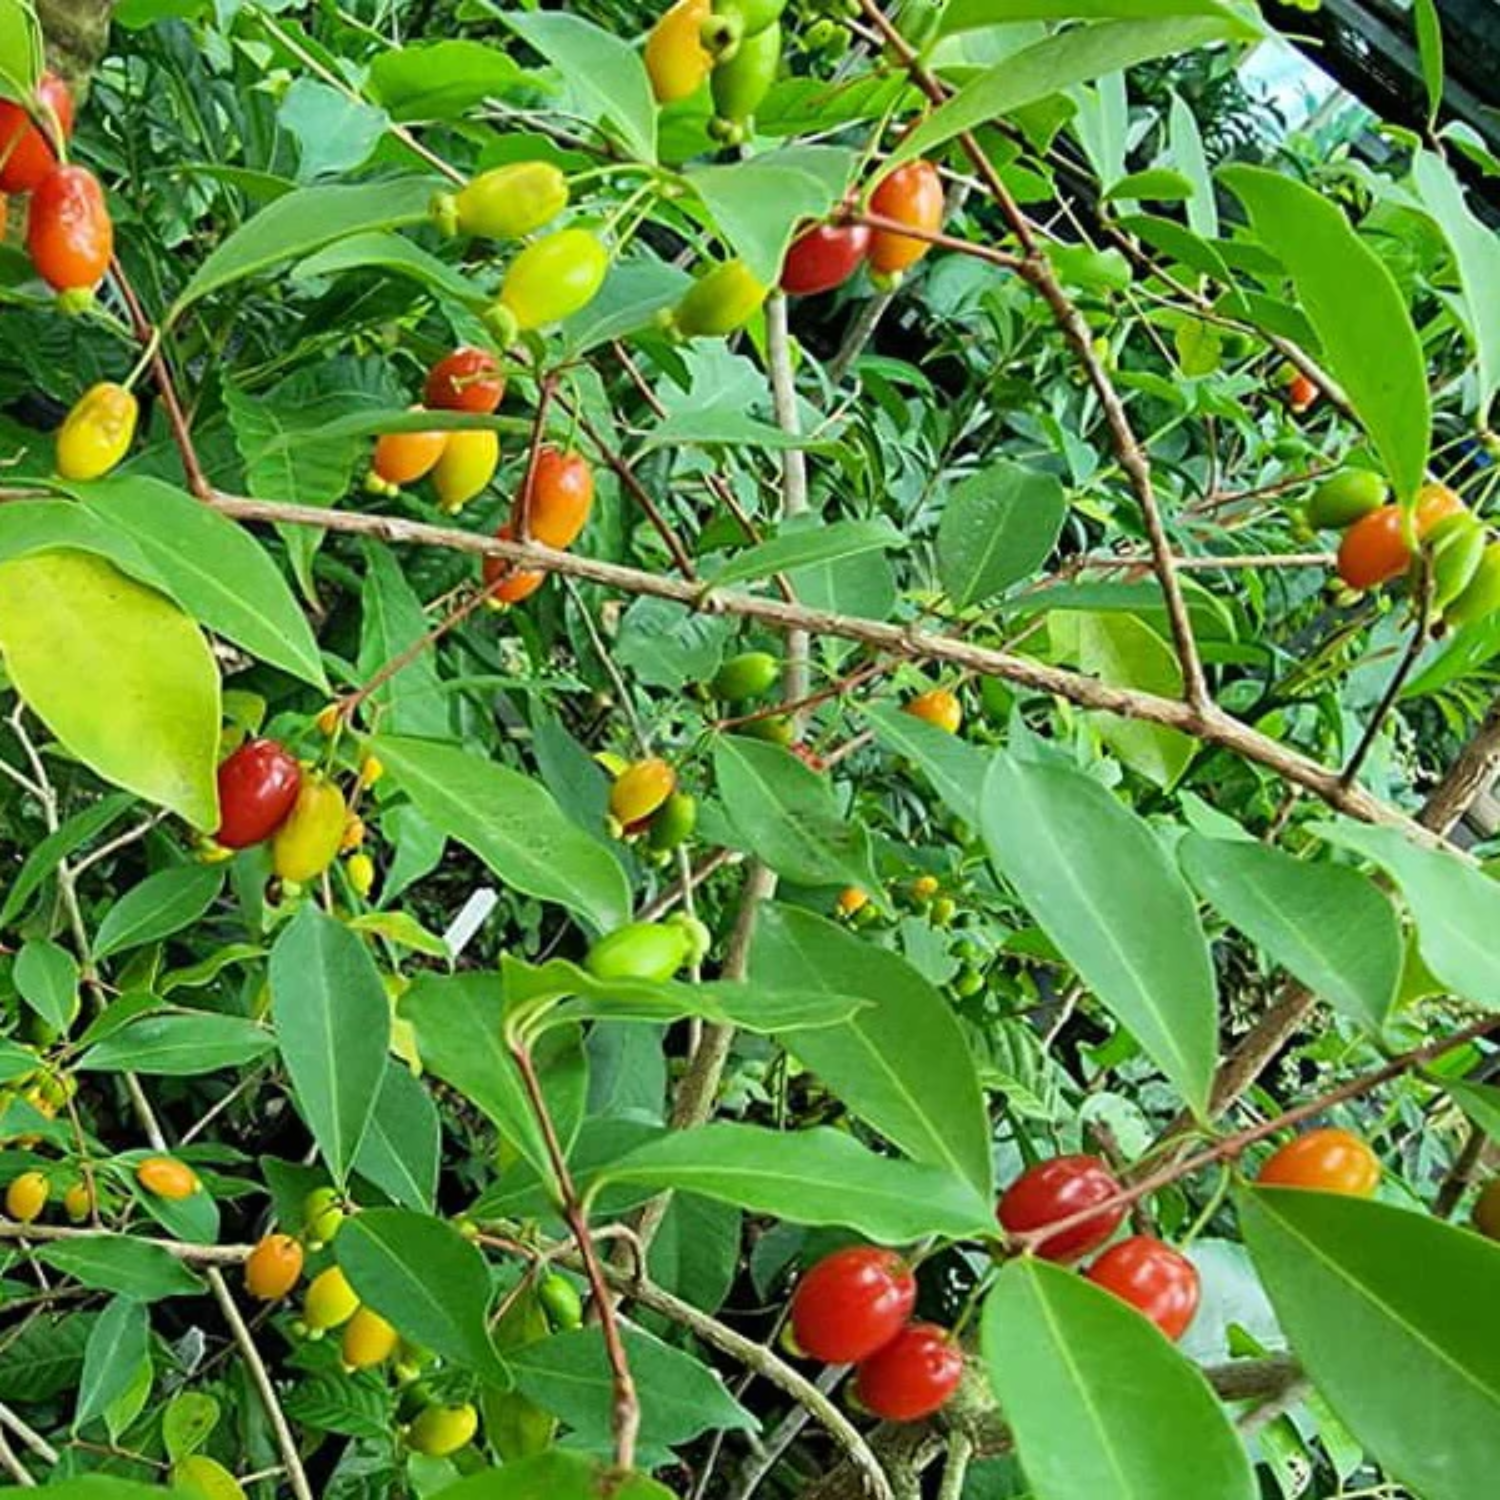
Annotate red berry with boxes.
[1084,1236,1200,1341]
[0,73,74,194]
[424,347,504,414]
[1288,373,1318,413]
[789,1247,916,1364]
[854,1323,962,1422]
[781,223,871,297]
[26,164,113,293]
[997,1155,1125,1264]
[215,739,303,849]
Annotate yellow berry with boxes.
[302,1266,360,1334]
[6,1171,49,1223]
[408,1402,478,1457]
[341,1306,399,1370]
[136,1156,199,1200]
[244,1233,304,1302]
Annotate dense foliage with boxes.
[1,0,1499,1497]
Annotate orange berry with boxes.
[244,1233,305,1301]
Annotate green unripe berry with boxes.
[712,651,781,702]
[1306,469,1388,530]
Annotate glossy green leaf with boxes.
[714,736,879,891]
[400,973,550,1178]
[864,701,990,826]
[75,1297,149,1433]
[0,0,42,99]
[14,939,80,1033]
[269,906,391,1182]
[751,904,993,1198]
[504,953,865,1036]
[77,1013,275,1076]
[938,462,1067,609]
[982,1258,1257,1500]
[162,1392,220,1462]
[1240,1187,1500,1500]
[36,1238,203,1301]
[1169,90,1217,237]
[434,1453,676,1499]
[1050,611,1195,787]
[293,229,481,306]
[173,178,437,312]
[0,551,221,829]
[1413,0,1444,127]
[941,0,1244,30]
[511,1326,754,1452]
[1441,1076,1500,1140]
[74,477,326,691]
[707,519,902,589]
[337,1209,508,1386]
[688,147,855,285]
[1314,820,1500,1009]
[894,17,1255,166]
[498,10,654,163]
[373,735,630,933]
[93,866,224,960]
[0,500,152,575]
[1100,168,1195,204]
[1180,832,1402,1032]
[1221,167,1430,500]
[596,1123,996,1242]
[350,1062,440,1211]
[367,38,528,120]
[1411,150,1500,417]
[981,753,1217,1113]
[359,543,449,737]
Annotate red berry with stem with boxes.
[789,1246,916,1364]
[781,224,871,297]
[424,347,504,414]
[0,73,74,194]
[997,1155,1126,1263]
[215,739,302,849]
[1084,1236,1200,1341]
[854,1323,962,1422]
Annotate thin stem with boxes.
[511,1043,639,1471]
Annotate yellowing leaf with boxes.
[0,551,220,828]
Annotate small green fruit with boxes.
[585,921,695,984]
[1307,469,1388,530]
[712,650,781,702]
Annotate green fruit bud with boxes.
[647,791,698,853]
[1307,469,1388,530]
[538,1273,584,1331]
[712,650,781,702]
[671,258,770,341]
[953,966,984,998]
[585,921,695,984]
[1429,512,1486,614]
[665,911,713,966]
[1442,538,1500,628]
[302,1186,345,1249]
[738,714,795,745]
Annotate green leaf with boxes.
[162,1392,220,1461]
[400,973,550,1178]
[0,0,42,100]
[894,17,1255,167]
[937,462,1067,609]
[498,10,655,163]
[511,1326,754,1453]
[1220,167,1430,501]
[688,147,856,285]
[14,939,80,1033]
[505,954,865,1036]
[864,701,990,826]
[269,906,391,1183]
[373,735,630,934]
[1100,168,1195,204]
[982,1258,1257,1500]
[172,178,437,313]
[751,904,992,1199]
[615,596,733,691]
[0,551,221,829]
[981,753,1218,1114]
[76,1297,149,1433]
[77,1013,275,1076]
[1049,611,1195,787]
[1413,0,1444,128]
[1411,151,1500,418]
[293,229,481,307]
[714,736,879,891]
[1179,833,1401,1032]
[73,477,328,691]
[1442,1076,1500,1141]
[368,39,529,122]
[0,793,135,929]
[0,500,153,576]
[279,79,386,181]
[596,1123,997,1242]
[435,1453,676,1499]
[350,1062,440,1211]
[93,866,224,960]
[337,1209,508,1386]
[707,519,902,589]
[358,542,449,737]
[1240,1187,1500,1500]
[1168,90,1217,237]
[940,0,1245,32]
[36,1237,203,1301]
[1313,820,1500,1009]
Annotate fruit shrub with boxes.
[0,0,1498,1498]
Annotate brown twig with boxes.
[511,1042,639,1470]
